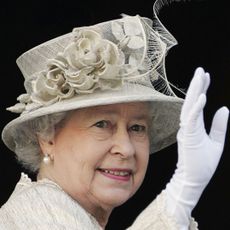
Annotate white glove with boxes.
[165,67,229,229]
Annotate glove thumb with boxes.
[209,106,229,144]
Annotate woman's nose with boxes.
[110,127,135,158]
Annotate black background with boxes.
[0,0,229,229]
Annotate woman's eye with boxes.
[130,124,146,133]
[91,120,113,140]
[94,120,109,128]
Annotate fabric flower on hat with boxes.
[111,16,146,76]
[30,29,124,105]
[8,29,127,113]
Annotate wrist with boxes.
[164,173,206,229]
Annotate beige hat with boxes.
[1,0,184,156]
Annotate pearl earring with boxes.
[43,153,51,164]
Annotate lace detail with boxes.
[19,172,32,183]
[0,173,103,230]
[189,217,199,230]
[127,191,199,230]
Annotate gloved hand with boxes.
[165,67,229,229]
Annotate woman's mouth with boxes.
[97,168,132,181]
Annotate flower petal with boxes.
[17,93,31,103]
[111,21,125,41]
[123,17,142,36]
[127,36,144,49]
[6,103,26,113]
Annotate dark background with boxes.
[0,0,229,229]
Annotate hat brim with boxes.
[2,83,183,154]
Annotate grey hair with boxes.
[12,111,69,173]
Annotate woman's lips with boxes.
[97,168,132,181]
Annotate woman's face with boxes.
[41,102,150,213]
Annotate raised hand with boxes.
[165,67,229,229]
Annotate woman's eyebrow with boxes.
[91,109,150,121]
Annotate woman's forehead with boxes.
[71,102,150,119]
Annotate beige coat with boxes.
[0,173,198,229]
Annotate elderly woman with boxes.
[0,0,229,229]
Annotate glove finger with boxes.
[203,72,210,94]
[209,106,229,144]
[184,94,206,132]
[183,67,205,107]
[181,67,207,121]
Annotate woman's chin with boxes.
[95,188,134,208]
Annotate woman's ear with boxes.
[37,135,55,158]
[37,136,55,177]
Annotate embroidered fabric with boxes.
[127,190,198,230]
[0,173,103,230]
[0,173,198,229]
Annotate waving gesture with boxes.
[165,67,229,228]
